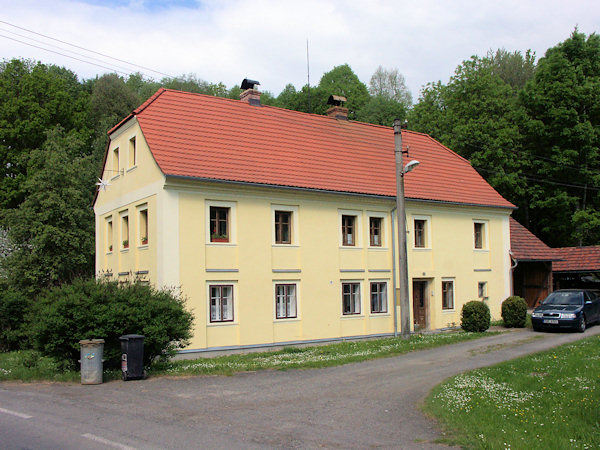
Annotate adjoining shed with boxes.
[509,218,559,308]
[553,246,600,290]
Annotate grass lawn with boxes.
[424,334,600,449]
[0,331,494,382]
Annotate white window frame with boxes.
[370,280,389,314]
[271,204,299,246]
[111,146,120,179]
[119,210,129,250]
[367,211,387,248]
[339,209,362,248]
[478,281,488,300]
[206,200,237,245]
[442,278,455,311]
[473,220,489,250]
[105,216,113,253]
[274,281,300,320]
[412,215,431,249]
[128,135,137,170]
[207,282,237,324]
[341,280,363,316]
[137,204,148,247]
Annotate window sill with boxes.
[120,248,129,253]
[368,246,388,251]
[341,314,364,319]
[272,244,299,248]
[442,309,456,313]
[274,318,301,323]
[413,247,432,251]
[370,312,391,317]
[340,246,363,250]
[207,242,236,247]
[473,249,489,253]
[207,321,237,327]
[138,244,149,249]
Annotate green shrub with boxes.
[461,300,490,332]
[501,296,528,328]
[0,286,32,351]
[31,278,193,369]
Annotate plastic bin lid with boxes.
[79,339,105,345]
[119,334,145,340]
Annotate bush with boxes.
[0,286,32,351]
[501,296,528,328]
[461,300,490,332]
[31,279,194,369]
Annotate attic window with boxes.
[112,148,120,176]
[129,137,137,168]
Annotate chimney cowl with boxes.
[240,78,261,106]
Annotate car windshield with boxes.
[542,291,583,306]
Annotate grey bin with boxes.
[120,334,146,381]
[79,339,105,385]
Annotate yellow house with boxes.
[94,84,515,353]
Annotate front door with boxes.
[412,280,428,330]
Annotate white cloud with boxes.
[0,0,598,99]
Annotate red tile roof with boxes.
[509,218,559,261]
[553,246,600,272]
[112,88,514,209]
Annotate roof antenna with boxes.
[307,39,311,114]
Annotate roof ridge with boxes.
[134,87,167,114]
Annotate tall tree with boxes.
[368,66,412,106]
[519,30,600,246]
[1,127,96,294]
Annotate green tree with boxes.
[1,127,95,295]
[0,59,88,211]
[519,30,600,246]
[355,95,407,126]
[318,64,369,119]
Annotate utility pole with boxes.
[394,119,411,338]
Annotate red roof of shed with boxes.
[509,218,559,261]
[112,88,514,209]
[553,246,600,272]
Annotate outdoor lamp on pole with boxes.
[394,119,419,339]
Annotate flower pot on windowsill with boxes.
[108,245,113,252]
[141,237,148,245]
[211,234,229,243]
[122,240,129,249]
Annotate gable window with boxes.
[120,212,129,249]
[138,206,148,246]
[210,285,233,322]
[275,283,297,319]
[474,221,487,249]
[370,282,388,314]
[414,219,426,248]
[275,211,291,244]
[342,282,361,315]
[342,215,356,246]
[210,206,229,242]
[106,217,113,253]
[369,217,382,246]
[112,147,120,176]
[442,279,454,310]
[129,136,137,168]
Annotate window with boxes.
[370,282,388,313]
[369,217,382,246]
[112,148,120,175]
[129,137,136,168]
[210,206,229,242]
[342,215,356,246]
[275,284,297,319]
[138,207,148,246]
[275,211,291,244]
[121,213,129,249]
[210,285,233,322]
[342,282,361,315]
[442,280,454,310]
[106,217,113,252]
[474,221,487,249]
[414,219,426,248]
[478,282,487,299]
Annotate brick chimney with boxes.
[240,78,261,106]
[326,95,348,120]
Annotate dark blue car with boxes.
[531,289,600,332]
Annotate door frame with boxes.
[412,279,431,331]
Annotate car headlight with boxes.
[531,312,543,318]
[560,313,576,319]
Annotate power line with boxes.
[0,19,178,80]
[0,33,132,76]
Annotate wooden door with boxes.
[412,280,427,330]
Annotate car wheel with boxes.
[577,315,586,333]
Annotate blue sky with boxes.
[1,0,599,100]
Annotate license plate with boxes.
[543,319,558,324]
